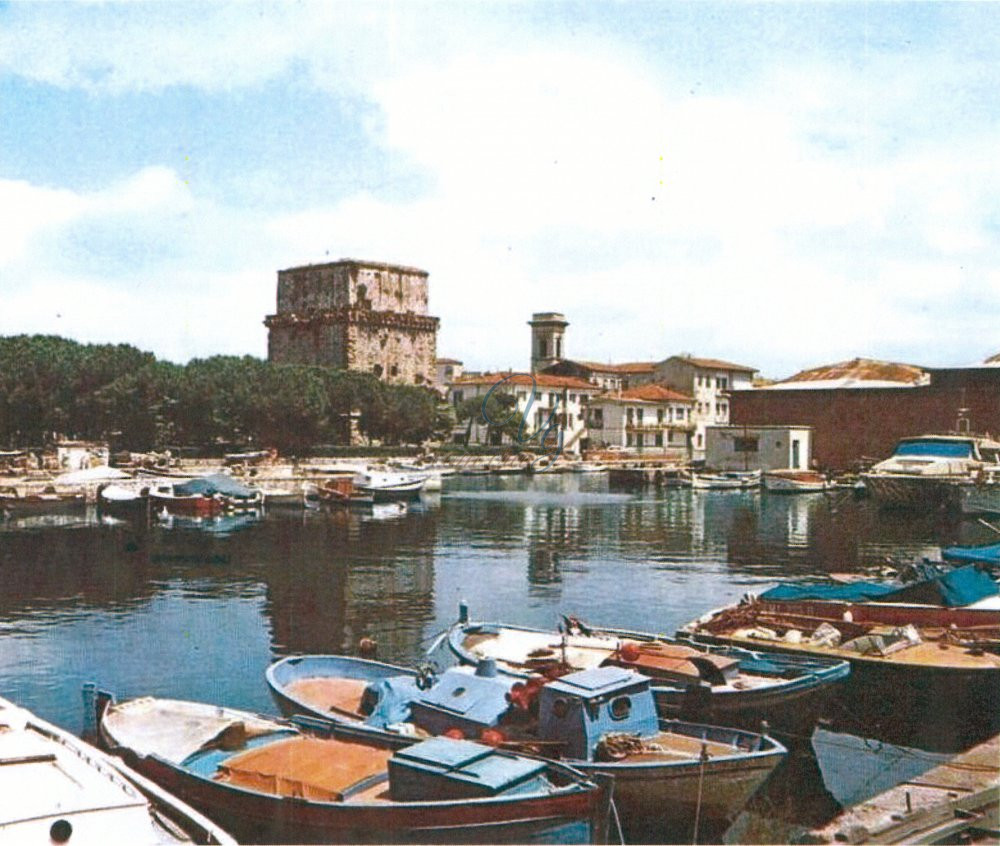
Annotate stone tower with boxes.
[528,312,568,372]
[264,259,439,385]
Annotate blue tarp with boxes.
[761,582,899,603]
[942,542,1000,566]
[761,564,997,607]
[173,473,258,499]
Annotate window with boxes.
[657,408,664,423]
[734,437,759,453]
[719,402,728,416]
[626,433,633,447]
[697,433,703,447]
[610,696,632,721]
[372,363,383,377]
[569,393,577,404]
[718,376,728,391]
[626,408,634,423]
[517,391,526,402]
[655,433,663,447]
[635,434,643,448]
[636,408,644,423]
[548,393,556,405]
[390,364,399,377]
[453,390,464,404]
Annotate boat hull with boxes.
[862,473,968,511]
[959,480,1000,516]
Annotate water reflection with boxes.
[1,476,996,839]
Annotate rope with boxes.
[692,740,708,845]
[609,796,625,846]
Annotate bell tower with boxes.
[528,312,568,373]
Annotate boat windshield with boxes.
[893,440,974,459]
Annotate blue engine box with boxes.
[408,668,512,737]
[388,737,547,801]
[538,666,658,761]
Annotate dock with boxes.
[805,733,1000,844]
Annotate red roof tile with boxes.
[450,371,598,390]
[779,357,925,385]
[670,355,757,373]
[594,384,693,403]
[572,360,657,374]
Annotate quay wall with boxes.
[730,367,1000,472]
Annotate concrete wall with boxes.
[705,426,812,472]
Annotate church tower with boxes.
[528,312,568,372]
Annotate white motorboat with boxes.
[0,695,234,844]
[691,469,762,490]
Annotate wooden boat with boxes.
[862,433,1000,512]
[0,695,234,844]
[97,695,611,845]
[353,469,428,501]
[0,484,86,515]
[762,469,831,493]
[149,484,223,517]
[679,585,1000,750]
[172,474,264,512]
[690,470,761,490]
[316,475,375,506]
[266,656,786,843]
[441,613,850,738]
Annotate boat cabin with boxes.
[538,667,659,761]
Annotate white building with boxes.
[654,355,757,461]
[586,385,694,457]
[448,371,599,455]
[705,425,813,473]
[434,358,464,394]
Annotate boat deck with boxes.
[285,677,370,719]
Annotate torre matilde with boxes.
[264,259,439,386]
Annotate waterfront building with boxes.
[264,258,439,386]
[434,358,464,395]
[731,355,1000,472]
[586,385,694,458]
[704,425,813,473]
[447,372,599,455]
[653,355,758,461]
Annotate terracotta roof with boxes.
[668,355,757,373]
[986,351,1000,365]
[450,371,598,390]
[776,357,926,387]
[572,360,657,374]
[435,358,462,365]
[597,385,694,403]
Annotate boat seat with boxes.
[285,677,371,717]
[216,736,393,802]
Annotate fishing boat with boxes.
[690,469,761,490]
[97,481,151,518]
[149,483,223,518]
[172,474,264,512]
[762,469,831,493]
[0,695,234,844]
[862,433,1000,512]
[353,469,427,501]
[570,462,607,474]
[266,656,786,843]
[315,475,375,506]
[441,612,850,738]
[96,695,611,845]
[678,570,1000,750]
[0,484,86,515]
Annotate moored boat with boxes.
[678,575,1000,750]
[354,469,428,501]
[0,484,86,515]
[441,614,850,739]
[862,433,1000,512]
[97,695,611,845]
[762,469,831,493]
[149,483,223,518]
[0,694,234,844]
[691,470,761,490]
[266,656,787,843]
[172,474,264,512]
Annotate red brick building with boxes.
[730,359,1000,472]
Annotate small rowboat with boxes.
[0,694,233,844]
[690,470,761,490]
[266,655,786,844]
[443,612,849,738]
[762,469,831,493]
[97,695,611,845]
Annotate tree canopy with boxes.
[0,335,439,452]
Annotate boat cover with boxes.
[174,473,258,499]
[761,564,997,607]
[942,542,1000,566]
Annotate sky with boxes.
[1,2,998,380]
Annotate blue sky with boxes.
[1,1,997,378]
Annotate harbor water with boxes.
[1,473,995,842]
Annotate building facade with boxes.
[264,259,439,385]
[705,425,813,472]
[586,385,693,457]
[730,357,1000,472]
[654,355,757,460]
[448,372,599,455]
